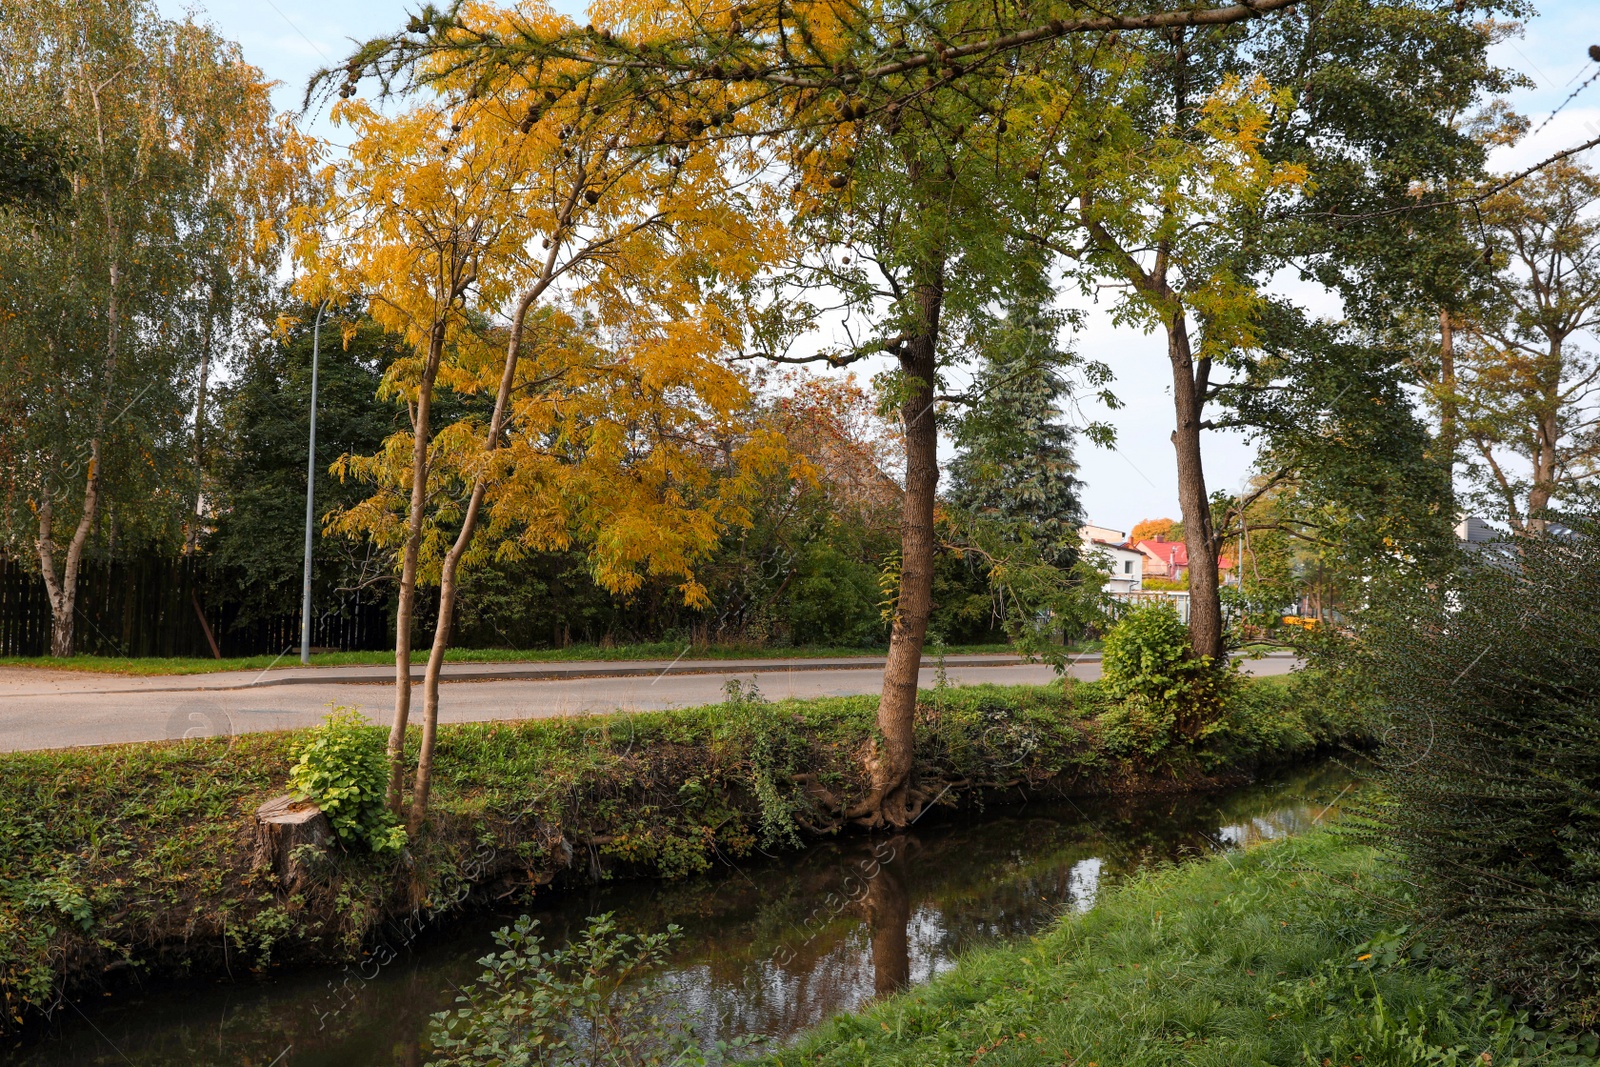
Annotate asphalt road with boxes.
[0,652,1298,751]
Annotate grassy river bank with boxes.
[767,832,1599,1067]
[0,675,1352,1040]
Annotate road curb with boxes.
[237,656,1037,689]
[4,654,1038,697]
[1,649,1297,698]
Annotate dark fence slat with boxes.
[0,556,389,658]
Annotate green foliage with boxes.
[717,680,805,850]
[206,304,408,629]
[20,872,93,932]
[773,540,886,647]
[1356,521,1600,1023]
[1223,308,1457,612]
[0,120,71,211]
[768,833,1597,1067]
[947,256,1092,572]
[287,708,406,854]
[428,913,712,1067]
[1100,604,1232,742]
[1205,671,1367,767]
[927,543,1004,645]
[1095,699,1179,759]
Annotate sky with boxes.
[159,0,1600,536]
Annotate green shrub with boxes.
[718,680,806,850]
[1100,603,1231,741]
[287,707,406,854]
[1096,698,1178,757]
[428,913,732,1067]
[1200,671,1370,767]
[1358,520,1600,1023]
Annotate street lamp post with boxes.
[299,301,330,665]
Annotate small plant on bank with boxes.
[428,913,726,1067]
[288,707,406,854]
[720,679,807,849]
[1099,603,1233,751]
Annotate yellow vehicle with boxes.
[1281,614,1321,631]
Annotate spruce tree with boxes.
[948,267,1086,571]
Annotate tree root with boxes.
[793,771,970,832]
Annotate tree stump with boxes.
[253,795,332,888]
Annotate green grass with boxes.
[768,831,1598,1067]
[0,641,1024,676]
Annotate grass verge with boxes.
[0,641,1025,676]
[769,831,1599,1066]
[0,675,1352,1037]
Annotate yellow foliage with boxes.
[300,0,798,606]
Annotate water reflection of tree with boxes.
[866,838,912,997]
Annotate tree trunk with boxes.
[385,322,447,814]
[1437,309,1458,466]
[410,291,537,831]
[186,313,214,554]
[1527,414,1559,531]
[1526,338,1563,531]
[1166,312,1224,661]
[866,851,911,997]
[38,253,119,657]
[854,269,943,829]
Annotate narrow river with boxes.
[10,760,1360,1066]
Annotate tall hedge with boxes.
[1359,521,1600,1022]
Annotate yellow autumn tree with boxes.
[298,0,794,826]
[291,85,534,816]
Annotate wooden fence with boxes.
[0,556,389,658]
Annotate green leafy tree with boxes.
[948,264,1092,572]
[1217,307,1457,634]
[757,29,1092,826]
[1451,161,1600,531]
[1047,58,1310,663]
[1027,0,1520,664]
[0,0,292,655]
[205,305,409,635]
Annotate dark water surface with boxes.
[10,761,1359,1066]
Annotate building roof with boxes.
[1136,539,1188,568]
[1079,523,1127,546]
[1085,539,1144,559]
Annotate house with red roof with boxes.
[1135,535,1233,583]
[1135,536,1187,579]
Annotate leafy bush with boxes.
[1198,670,1370,767]
[1095,698,1178,758]
[718,679,806,850]
[1100,603,1232,741]
[287,707,406,854]
[1358,521,1600,1023]
[428,913,729,1067]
